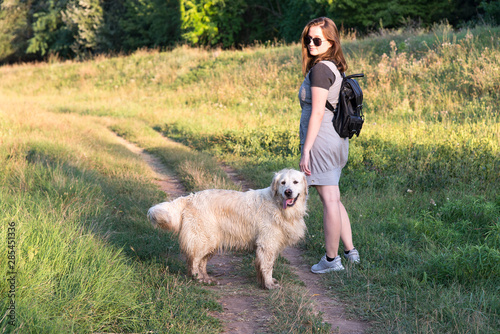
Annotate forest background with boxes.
[1,0,500,63]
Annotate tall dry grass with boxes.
[0,22,498,333]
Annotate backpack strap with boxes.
[319,60,343,112]
[325,100,336,112]
[325,72,345,112]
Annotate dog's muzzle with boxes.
[283,193,299,210]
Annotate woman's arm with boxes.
[299,86,329,175]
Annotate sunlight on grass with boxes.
[1,22,498,333]
[0,107,222,333]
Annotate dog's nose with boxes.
[284,189,293,197]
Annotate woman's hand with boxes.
[300,149,311,176]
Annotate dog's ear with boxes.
[271,171,281,196]
[302,172,308,196]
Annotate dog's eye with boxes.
[293,180,298,184]
[281,181,286,185]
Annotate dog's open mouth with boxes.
[283,194,299,210]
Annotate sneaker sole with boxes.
[345,258,360,264]
[311,266,345,274]
[344,254,360,263]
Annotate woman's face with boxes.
[305,25,332,56]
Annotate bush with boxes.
[480,0,500,25]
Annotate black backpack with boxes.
[326,73,365,139]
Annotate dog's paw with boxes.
[265,279,281,289]
[199,276,219,286]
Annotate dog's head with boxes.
[271,169,308,210]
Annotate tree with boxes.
[61,0,104,57]
[0,1,32,62]
[321,0,455,31]
[26,0,71,58]
[180,0,246,47]
[480,0,500,24]
[119,0,181,51]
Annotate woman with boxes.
[298,17,360,273]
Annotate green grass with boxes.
[1,22,499,333]
[0,110,222,333]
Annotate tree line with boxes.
[0,0,498,63]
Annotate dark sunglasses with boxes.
[304,36,326,47]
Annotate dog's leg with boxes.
[255,246,280,289]
[198,252,217,284]
[187,256,200,279]
[188,254,216,284]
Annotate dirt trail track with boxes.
[114,133,368,334]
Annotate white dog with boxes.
[147,168,308,289]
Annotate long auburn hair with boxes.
[301,17,347,76]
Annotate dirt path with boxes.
[114,132,368,334]
[282,247,368,334]
[113,134,186,198]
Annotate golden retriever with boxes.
[147,168,308,289]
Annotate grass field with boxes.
[1,23,499,333]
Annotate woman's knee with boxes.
[317,185,341,204]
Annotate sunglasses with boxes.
[304,36,327,47]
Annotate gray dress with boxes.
[299,61,349,186]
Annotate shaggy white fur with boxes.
[147,168,308,289]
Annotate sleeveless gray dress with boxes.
[299,61,349,186]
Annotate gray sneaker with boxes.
[344,248,360,263]
[311,255,345,273]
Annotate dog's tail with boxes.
[147,196,190,233]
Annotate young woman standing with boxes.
[298,17,360,273]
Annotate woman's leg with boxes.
[316,185,354,258]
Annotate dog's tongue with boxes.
[283,198,294,209]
